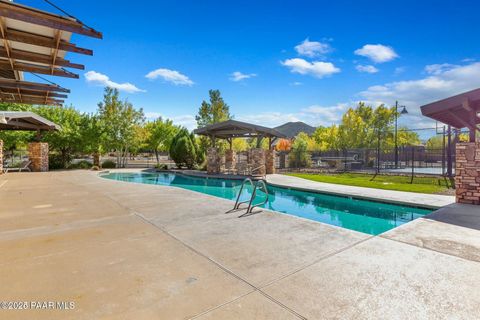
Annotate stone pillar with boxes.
[455,142,480,205]
[266,149,275,174]
[225,149,236,171]
[0,139,3,174]
[28,142,49,172]
[250,148,266,176]
[207,147,219,174]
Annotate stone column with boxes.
[0,139,3,174]
[250,148,266,176]
[28,142,49,172]
[225,149,236,171]
[207,147,219,174]
[455,142,480,204]
[266,149,276,174]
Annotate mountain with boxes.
[274,121,316,138]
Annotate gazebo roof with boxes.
[194,119,286,139]
[421,88,480,129]
[0,111,60,131]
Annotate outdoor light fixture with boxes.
[400,106,408,114]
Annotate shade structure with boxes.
[0,111,59,130]
[420,88,480,142]
[0,0,102,106]
[194,119,286,139]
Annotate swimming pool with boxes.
[101,172,433,235]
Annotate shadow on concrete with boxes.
[424,203,480,231]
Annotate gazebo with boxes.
[0,111,60,172]
[194,120,286,176]
[421,88,480,204]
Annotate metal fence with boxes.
[276,146,455,178]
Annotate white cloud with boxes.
[282,58,340,78]
[238,103,348,128]
[354,44,398,63]
[145,112,197,130]
[355,64,379,73]
[294,38,332,58]
[229,71,257,82]
[424,63,458,75]
[145,68,194,86]
[84,71,145,93]
[394,67,405,75]
[359,62,480,122]
[290,82,303,86]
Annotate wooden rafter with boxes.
[1,28,93,55]
[0,78,70,93]
[0,60,78,78]
[0,95,63,104]
[0,0,102,39]
[0,47,84,69]
[0,87,67,98]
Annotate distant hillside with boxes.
[274,121,316,138]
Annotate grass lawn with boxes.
[286,172,451,194]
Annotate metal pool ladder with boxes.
[228,178,269,216]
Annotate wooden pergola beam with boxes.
[0,1,102,39]
[0,96,63,105]
[0,47,84,69]
[0,87,67,98]
[0,59,78,78]
[0,78,70,93]
[2,28,93,55]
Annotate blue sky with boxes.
[20,0,480,130]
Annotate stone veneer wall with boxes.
[207,147,219,174]
[225,149,236,171]
[250,148,266,176]
[0,139,3,174]
[28,142,49,172]
[266,149,275,174]
[455,142,480,205]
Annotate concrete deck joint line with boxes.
[134,212,308,320]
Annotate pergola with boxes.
[0,111,60,131]
[421,88,480,142]
[194,119,286,149]
[0,0,102,106]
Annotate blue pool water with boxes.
[101,172,433,235]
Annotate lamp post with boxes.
[394,101,408,169]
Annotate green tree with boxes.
[80,113,106,167]
[144,117,179,164]
[289,132,311,168]
[169,128,201,169]
[97,87,144,167]
[195,89,231,152]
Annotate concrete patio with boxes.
[1,170,479,319]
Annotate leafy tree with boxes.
[80,113,106,166]
[289,133,311,168]
[232,138,248,152]
[275,138,292,152]
[97,87,144,167]
[169,128,201,169]
[195,89,231,152]
[144,117,179,164]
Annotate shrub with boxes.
[101,160,116,168]
[155,164,169,170]
[91,165,100,171]
[49,153,67,170]
[169,129,201,169]
[68,160,93,170]
[288,134,311,168]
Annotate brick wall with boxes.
[266,149,275,174]
[28,142,49,172]
[250,148,266,176]
[225,149,236,171]
[455,142,480,205]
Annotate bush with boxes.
[101,160,116,168]
[49,153,67,170]
[68,160,93,170]
[155,164,169,170]
[289,134,311,168]
[91,165,100,171]
[169,129,201,169]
